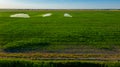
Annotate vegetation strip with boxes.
[0,53,120,61]
[0,58,120,67]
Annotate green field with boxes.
[0,9,120,67]
[0,10,120,53]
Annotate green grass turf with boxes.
[0,58,120,67]
[0,10,120,52]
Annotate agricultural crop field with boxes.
[0,9,120,67]
[0,10,120,53]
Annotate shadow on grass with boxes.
[3,39,50,53]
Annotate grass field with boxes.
[0,10,120,53]
[0,9,120,67]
